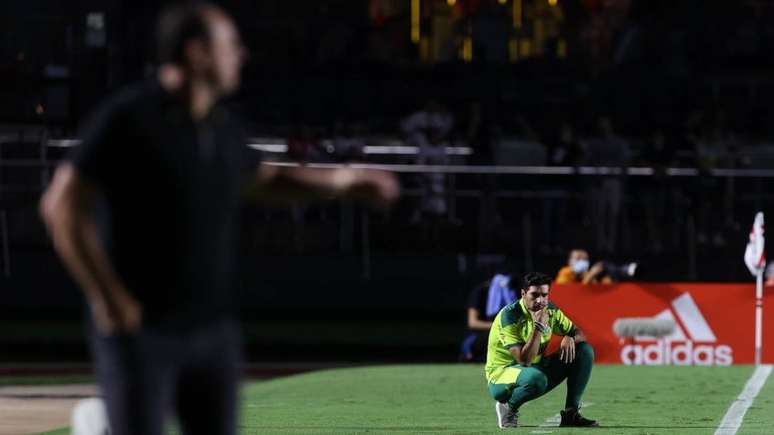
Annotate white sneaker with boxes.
[71,398,110,435]
[495,401,518,428]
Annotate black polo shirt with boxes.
[70,80,260,330]
[467,281,493,327]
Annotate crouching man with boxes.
[485,272,598,428]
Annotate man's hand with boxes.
[559,335,576,363]
[530,308,549,325]
[582,261,605,284]
[345,169,400,210]
[89,290,142,336]
[589,261,604,276]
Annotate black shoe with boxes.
[559,408,598,427]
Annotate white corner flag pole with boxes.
[745,212,765,366]
[755,268,763,366]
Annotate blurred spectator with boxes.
[555,249,611,284]
[287,125,332,163]
[331,121,365,162]
[467,100,498,165]
[690,121,735,246]
[584,115,631,253]
[401,100,454,224]
[580,13,613,74]
[459,273,515,362]
[547,122,584,167]
[367,0,409,63]
[765,263,774,287]
[467,100,501,249]
[541,121,584,253]
[471,0,510,63]
[286,125,335,252]
[639,129,678,253]
[316,5,357,64]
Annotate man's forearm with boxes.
[45,210,125,307]
[249,164,397,209]
[519,331,542,366]
[41,165,142,335]
[468,319,493,331]
[467,309,493,331]
[248,165,351,204]
[40,168,127,310]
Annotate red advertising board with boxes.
[549,283,774,365]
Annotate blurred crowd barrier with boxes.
[1,133,774,281]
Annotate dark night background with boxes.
[2,0,774,363]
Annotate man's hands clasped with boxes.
[530,309,550,334]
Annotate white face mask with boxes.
[572,259,589,274]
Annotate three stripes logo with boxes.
[620,293,733,366]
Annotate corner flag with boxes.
[744,212,766,366]
[744,212,765,276]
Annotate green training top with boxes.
[484,298,575,383]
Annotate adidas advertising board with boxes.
[620,293,733,366]
[549,284,774,365]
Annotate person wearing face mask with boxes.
[555,249,610,284]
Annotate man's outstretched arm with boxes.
[39,164,141,335]
[246,164,400,209]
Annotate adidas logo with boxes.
[620,293,733,366]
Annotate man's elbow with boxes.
[45,162,93,214]
[40,194,76,238]
[39,188,60,230]
[509,350,529,366]
[39,171,81,233]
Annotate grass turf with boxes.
[26,364,774,434]
[0,375,93,386]
[738,366,774,435]
[239,364,772,434]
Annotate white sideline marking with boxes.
[714,365,773,435]
[530,402,594,434]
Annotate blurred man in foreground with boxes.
[485,272,598,428]
[39,3,398,435]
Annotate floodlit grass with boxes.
[239,364,772,434]
[739,365,774,435]
[25,364,774,434]
[0,375,93,386]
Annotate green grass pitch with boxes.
[35,364,774,434]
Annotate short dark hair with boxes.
[522,272,552,290]
[156,2,213,64]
